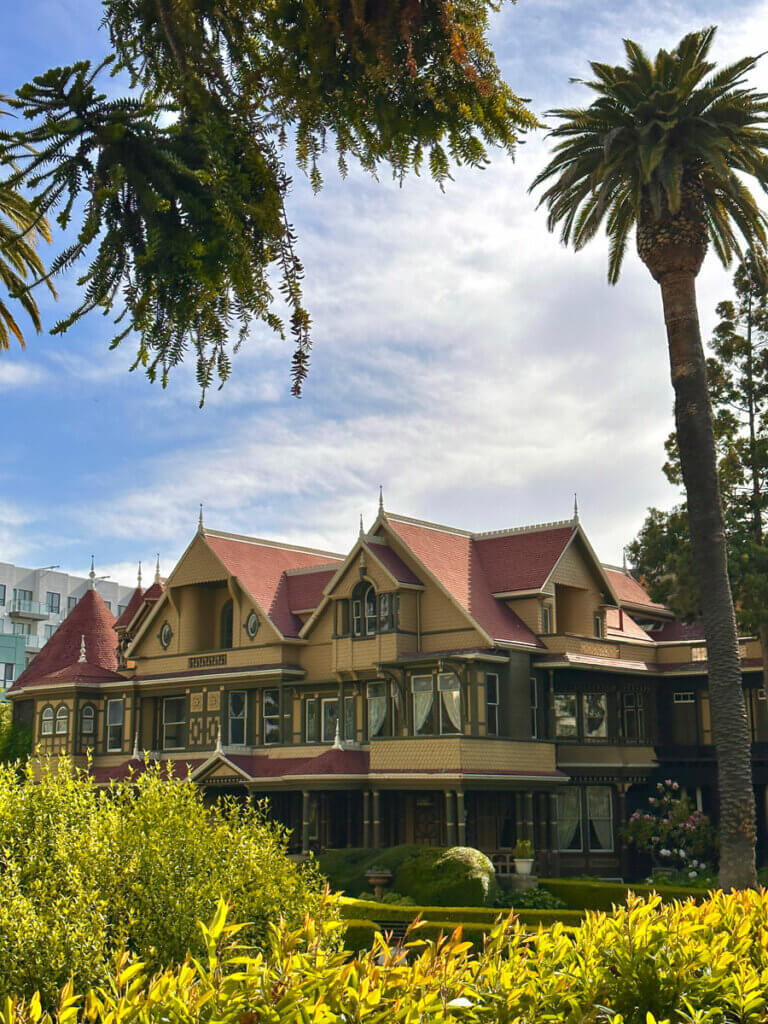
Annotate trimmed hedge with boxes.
[340,897,585,936]
[539,878,709,910]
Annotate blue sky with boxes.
[1,0,767,585]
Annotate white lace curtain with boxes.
[438,674,461,731]
[368,695,387,737]
[557,790,581,850]
[413,678,434,733]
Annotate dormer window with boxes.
[365,585,377,634]
[351,582,378,638]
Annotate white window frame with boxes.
[262,688,281,745]
[321,697,340,743]
[554,692,578,738]
[364,585,377,635]
[438,672,461,735]
[412,674,434,735]
[691,646,707,662]
[162,696,186,750]
[305,696,319,742]
[106,698,124,752]
[541,603,553,633]
[41,706,54,736]
[529,676,538,738]
[673,691,695,704]
[3,663,14,684]
[228,690,247,746]
[55,705,69,736]
[582,691,608,740]
[81,704,95,735]
[344,694,356,740]
[351,600,363,637]
[486,673,500,736]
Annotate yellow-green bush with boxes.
[540,877,709,910]
[340,897,584,929]
[7,889,768,1024]
[0,757,331,1005]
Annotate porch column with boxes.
[444,790,457,846]
[362,790,371,847]
[372,789,382,848]
[523,792,534,844]
[548,791,560,876]
[301,790,311,855]
[456,789,466,846]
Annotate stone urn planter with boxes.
[364,867,393,899]
[513,840,535,876]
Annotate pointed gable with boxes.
[474,524,576,593]
[9,589,121,691]
[115,585,145,631]
[603,566,669,614]
[385,515,542,648]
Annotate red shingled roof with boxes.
[142,581,164,602]
[603,567,668,612]
[386,517,543,648]
[114,585,145,630]
[605,608,653,642]
[270,567,339,637]
[474,526,576,593]
[204,532,343,638]
[653,620,707,642]
[365,541,422,586]
[9,589,121,692]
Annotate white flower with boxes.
[660,848,672,857]
[689,870,697,878]
[679,850,687,859]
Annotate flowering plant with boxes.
[624,779,716,872]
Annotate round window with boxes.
[245,610,259,639]
[159,622,173,649]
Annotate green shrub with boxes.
[496,884,567,910]
[0,756,331,1004]
[540,877,709,910]
[10,889,768,1024]
[317,845,421,895]
[0,703,31,764]
[339,897,584,928]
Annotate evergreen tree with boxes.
[0,0,536,400]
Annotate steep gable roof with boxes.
[384,515,543,648]
[115,585,145,630]
[271,567,339,637]
[9,589,122,692]
[603,566,669,614]
[474,524,576,593]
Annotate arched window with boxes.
[55,705,69,736]
[81,705,95,735]
[41,706,54,736]
[220,600,234,649]
[351,582,377,637]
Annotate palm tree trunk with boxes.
[659,269,757,889]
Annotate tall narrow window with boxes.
[263,688,280,744]
[486,673,500,736]
[700,691,712,744]
[106,699,124,751]
[67,596,77,613]
[582,693,608,739]
[3,663,14,684]
[0,584,5,606]
[55,705,69,735]
[622,692,644,742]
[81,705,95,735]
[557,789,582,851]
[41,706,54,736]
[351,599,363,637]
[586,787,614,851]
[412,675,435,735]
[367,682,388,738]
[163,697,186,750]
[336,600,350,636]
[541,603,553,633]
[220,600,234,650]
[379,593,392,632]
[344,694,356,740]
[438,673,461,734]
[554,693,578,738]
[593,614,602,638]
[228,690,246,745]
[46,592,60,614]
[305,697,319,742]
[321,698,339,743]
[364,586,377,635]
[529,677,538,738]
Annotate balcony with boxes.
[7,597,50,620]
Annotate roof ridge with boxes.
[473,519,576,540]
[284,563,341,576]
[203,528,344,560]
[385,512,473,537]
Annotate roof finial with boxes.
[132,730,140,760]
[378,485,384,515]
[573,493,579,522]
[332,718,344,750]
[155,554,161,584]
[198,503,204,532]
[78,634,87,663]
[137,561,142,588]
[89,556,96,589]
[359,514,364,538]
[622,546,628,573]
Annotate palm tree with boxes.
[532,28,768,889]
[0,108,54,350]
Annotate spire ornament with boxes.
[155,555,161,585]
[79,634,87,663]
[89,556,96,589]
[137,561,142,588]
[332,718,344,750]
[378,485,384,515]
[573,493,579,522]
[359,514,364,538]
[215,718,224,754]
[198,503,204,532]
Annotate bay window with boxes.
[582,692,608,739]
[263,688,280,744]
[321,697,339,743]
[438,673,461,734]
[554,693,578,738]
[412,675,435,735]
[621,691,644,742]
[486,673,500,736]
[306,697,319,742]
[368,681,399,738]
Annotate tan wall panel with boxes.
[369,737,556,773]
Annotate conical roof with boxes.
[9,589,122,692]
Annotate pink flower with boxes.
[672,782,680,790]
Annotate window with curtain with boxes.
[344,694,356,740]
[582,692,608,739]
[351,582,379,638]
[41,706,54,736]
[412,675,435,735]
[322,698,339,742]
[305,697,319,742]
[81,705,95,735]
[364,586,377,634]
[554,693,578,737]
[55,706,69,735]
[367,682,388,738]
[163,697,186,749]
[263,688,280,744]
[586,787,614,851]
[438,673,461,734]
[557,789,582,851]
[107,699,124,751]
[229,690,246,745]
[486,673,499,735]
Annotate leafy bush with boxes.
[539,877,709,910]
[0,757,331,1004]
[625,779,717,875]
[0,702,31,764]
[10,889,768,1024]
[496,885,567,910]
[512,839,534,858]
[318,844,498,906]
[339,897,584,928]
